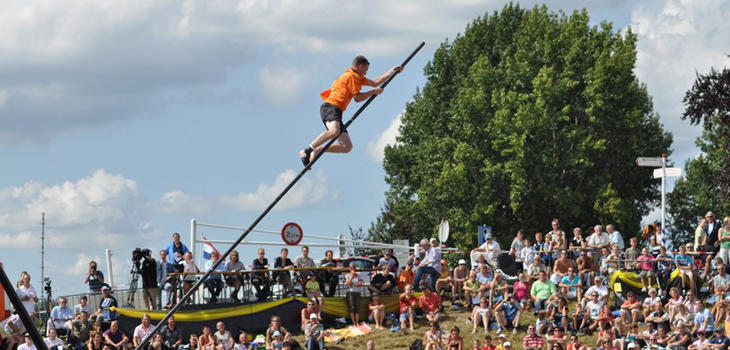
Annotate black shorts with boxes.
[320,103,347,133]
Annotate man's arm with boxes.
[366,66,403,87]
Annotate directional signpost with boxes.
[636,154,682,230]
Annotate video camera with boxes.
[131,248,151,271]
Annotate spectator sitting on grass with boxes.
[304,313,324,350]
[451,259,470,305]
[523,325,544,350]
[420,287,441,323]
[471,297,490,334]
[423,321,443,350]
[495,294,522,334]
[103,321,129,350]
[368,293,386,330]
[399,284,417,332]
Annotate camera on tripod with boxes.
[43,276,52,295]
[131,248,150,272]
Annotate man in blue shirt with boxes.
[675,244,696,295]
[204,252,226,303]
[166,232,189,264]
[693,299,714,333]
[655,246,674,290]
[559,267,583,304]
[495,294,522,333]
[48,297,74,336]
[710,327,730,349]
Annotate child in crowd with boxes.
[305,274,323,315]
[269,331,284,349]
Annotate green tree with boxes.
[371,4,673,250]
[668,61,730,242]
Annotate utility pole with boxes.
[40,212,45,300]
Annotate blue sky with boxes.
[1,0,728,297]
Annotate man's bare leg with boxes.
[299,120,352,163]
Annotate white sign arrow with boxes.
[653,167,682,178]
[636,157,663,167]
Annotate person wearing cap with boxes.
[510,231,526,271]
[522,324,544,350]
[304,313,324,350]
[451,259,470,305]
[476,234,501,266]
[378,250,398,273]
[501,341,512,350]
[95,285,118,328]
[709,326,730,349]
[583,276,608,308]
[269,330,284,350]
[413,238,442,292]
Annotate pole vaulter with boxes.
[135,41,425,350]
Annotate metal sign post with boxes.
[637,154,682,230]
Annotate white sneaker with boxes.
[513,328,518,334]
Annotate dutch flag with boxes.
[201,236,223,261]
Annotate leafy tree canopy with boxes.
[370,4,673,250]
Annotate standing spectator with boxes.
[180,252,200,301]
[520,238,537,269]
[530,271,556,312]
[225,250,246,302]
[510,231,526,271]
[526,255,547,282]
[695,218,708,250]
[96,286,118,328]
[399,285,417,332]
[636,248,654,292]
[214,321,233,350]
[304,314,324,350]
[414,239,442,292]
[607,225,624,251]
[420,287,441,323]
[624,238,640,270]
[165,232,189,264]
[586,225,610,263]
[48,297,74,336]
[451,260,470,304]
[718,217,730,265]
[523,325,544,350]
[379,250,398,272]
[69,311,93,350]
[140,249,158,310]
[132,314,154,348]
[368,293,385,330]
[84,261,105,293]
[369,265,396,295]
[158,250,177,308]
[251,248,270,301]
[569,228,586,259]
[345,262,364,326]
[547,219,566,246]
[160,315,182,350]
[73,296,94,319]
[274,248,295,297]
[203,251,225,304]
[293,246,316,288]
[16,272,38,318]
[103,321,129,350]
[706,212,722,251]
[317,250,339,297]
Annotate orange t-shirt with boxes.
[320,69,369,112]
[419,292,440,313]
[398,269,415,290]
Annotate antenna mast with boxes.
[40,212,45,300]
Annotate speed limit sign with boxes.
[281,222,303,246]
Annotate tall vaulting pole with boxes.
[135,42,425,350]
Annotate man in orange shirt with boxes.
[419,287,441,323]
[299,56,402,166]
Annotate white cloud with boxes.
[65,253,103,276]
[367,111,403,163]
[256,65,307,104]
[0,169,149,249]
[221,169,329,211]
[631,0,730,162]
[156,190,211,214]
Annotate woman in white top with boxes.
[181,252,200,300]
[345,263,363,326]
[16,272,38,318]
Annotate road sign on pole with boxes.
[653,167,682,178]
[636,157,663,167]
